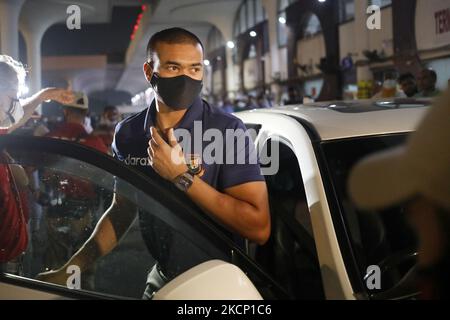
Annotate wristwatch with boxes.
[173,171,194,192]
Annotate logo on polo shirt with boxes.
[124,154,152,167]
[186,154,204,177]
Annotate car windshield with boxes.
[321,134,419,299]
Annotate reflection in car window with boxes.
[321,134,419,298]
[0,148,229,298]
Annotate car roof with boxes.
[238,98,431,141]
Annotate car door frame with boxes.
[237,111,356,300]
[0,135,289,300]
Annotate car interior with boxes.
[321,136,420,299]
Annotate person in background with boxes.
[257,95,270,109]
[83,113,94,135]
[42,93,107,287]
[0,54,75,267]
[372,72,403,99]
[45,93,107,153]
[222,98,235,113]
[348,88,450,299]
[235,98,248,111]
[283,86,302,105]
[246,95,259,109]
[11,112,50,137]
[93,105,121,152]
[398,72,419,98]
[416,69,441,98]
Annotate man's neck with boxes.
[155,99,187,131]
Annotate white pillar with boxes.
[354,0,373,82]
[262,0,281,103]
[22,30,44,93]
[20,0,71,93]
[169,1,242,98]
[0,0,25,59]
[210,23,238,97]
[225,47,237,96]
[261,0,280,77]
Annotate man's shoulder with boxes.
[113,108,148,158]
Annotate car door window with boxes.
[0,136,231,299]
[0,136,288,300]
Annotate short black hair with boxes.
[398,72,415,83]
[146,27,204,61]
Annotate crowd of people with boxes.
[371,68,442,99]
[206,85,318,114]
[208,67,445,116]
[207,93,274,113]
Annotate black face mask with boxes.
[150,73,203,111]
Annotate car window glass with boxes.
[0,146,229,299]
[322,134,419,299]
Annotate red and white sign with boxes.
[435,7,450,35]
[416,0,450,50]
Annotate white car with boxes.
[0,99,429,300]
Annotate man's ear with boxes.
[143,61,154,82]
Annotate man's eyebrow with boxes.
[163,61,182,66]
[163,61,203,67]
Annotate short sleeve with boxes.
[111,119,129,162]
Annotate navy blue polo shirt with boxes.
[113,96,264,190]
[112,96,264,279]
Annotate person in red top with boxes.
[0,128,28,263]
[93,105,121,153]
[46,93,108,154]
[0,55,75,265]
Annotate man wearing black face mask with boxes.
[122,28,269,246]
[38,28,270,299]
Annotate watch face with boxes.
[175,172,194,192]
[181,176,190,188]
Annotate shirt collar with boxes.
[144,96,204,138]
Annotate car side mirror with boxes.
[153,260,263,300]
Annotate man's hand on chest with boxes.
[147,126,188,182]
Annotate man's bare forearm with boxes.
[58,194,137,272]
[186,177,270,245]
